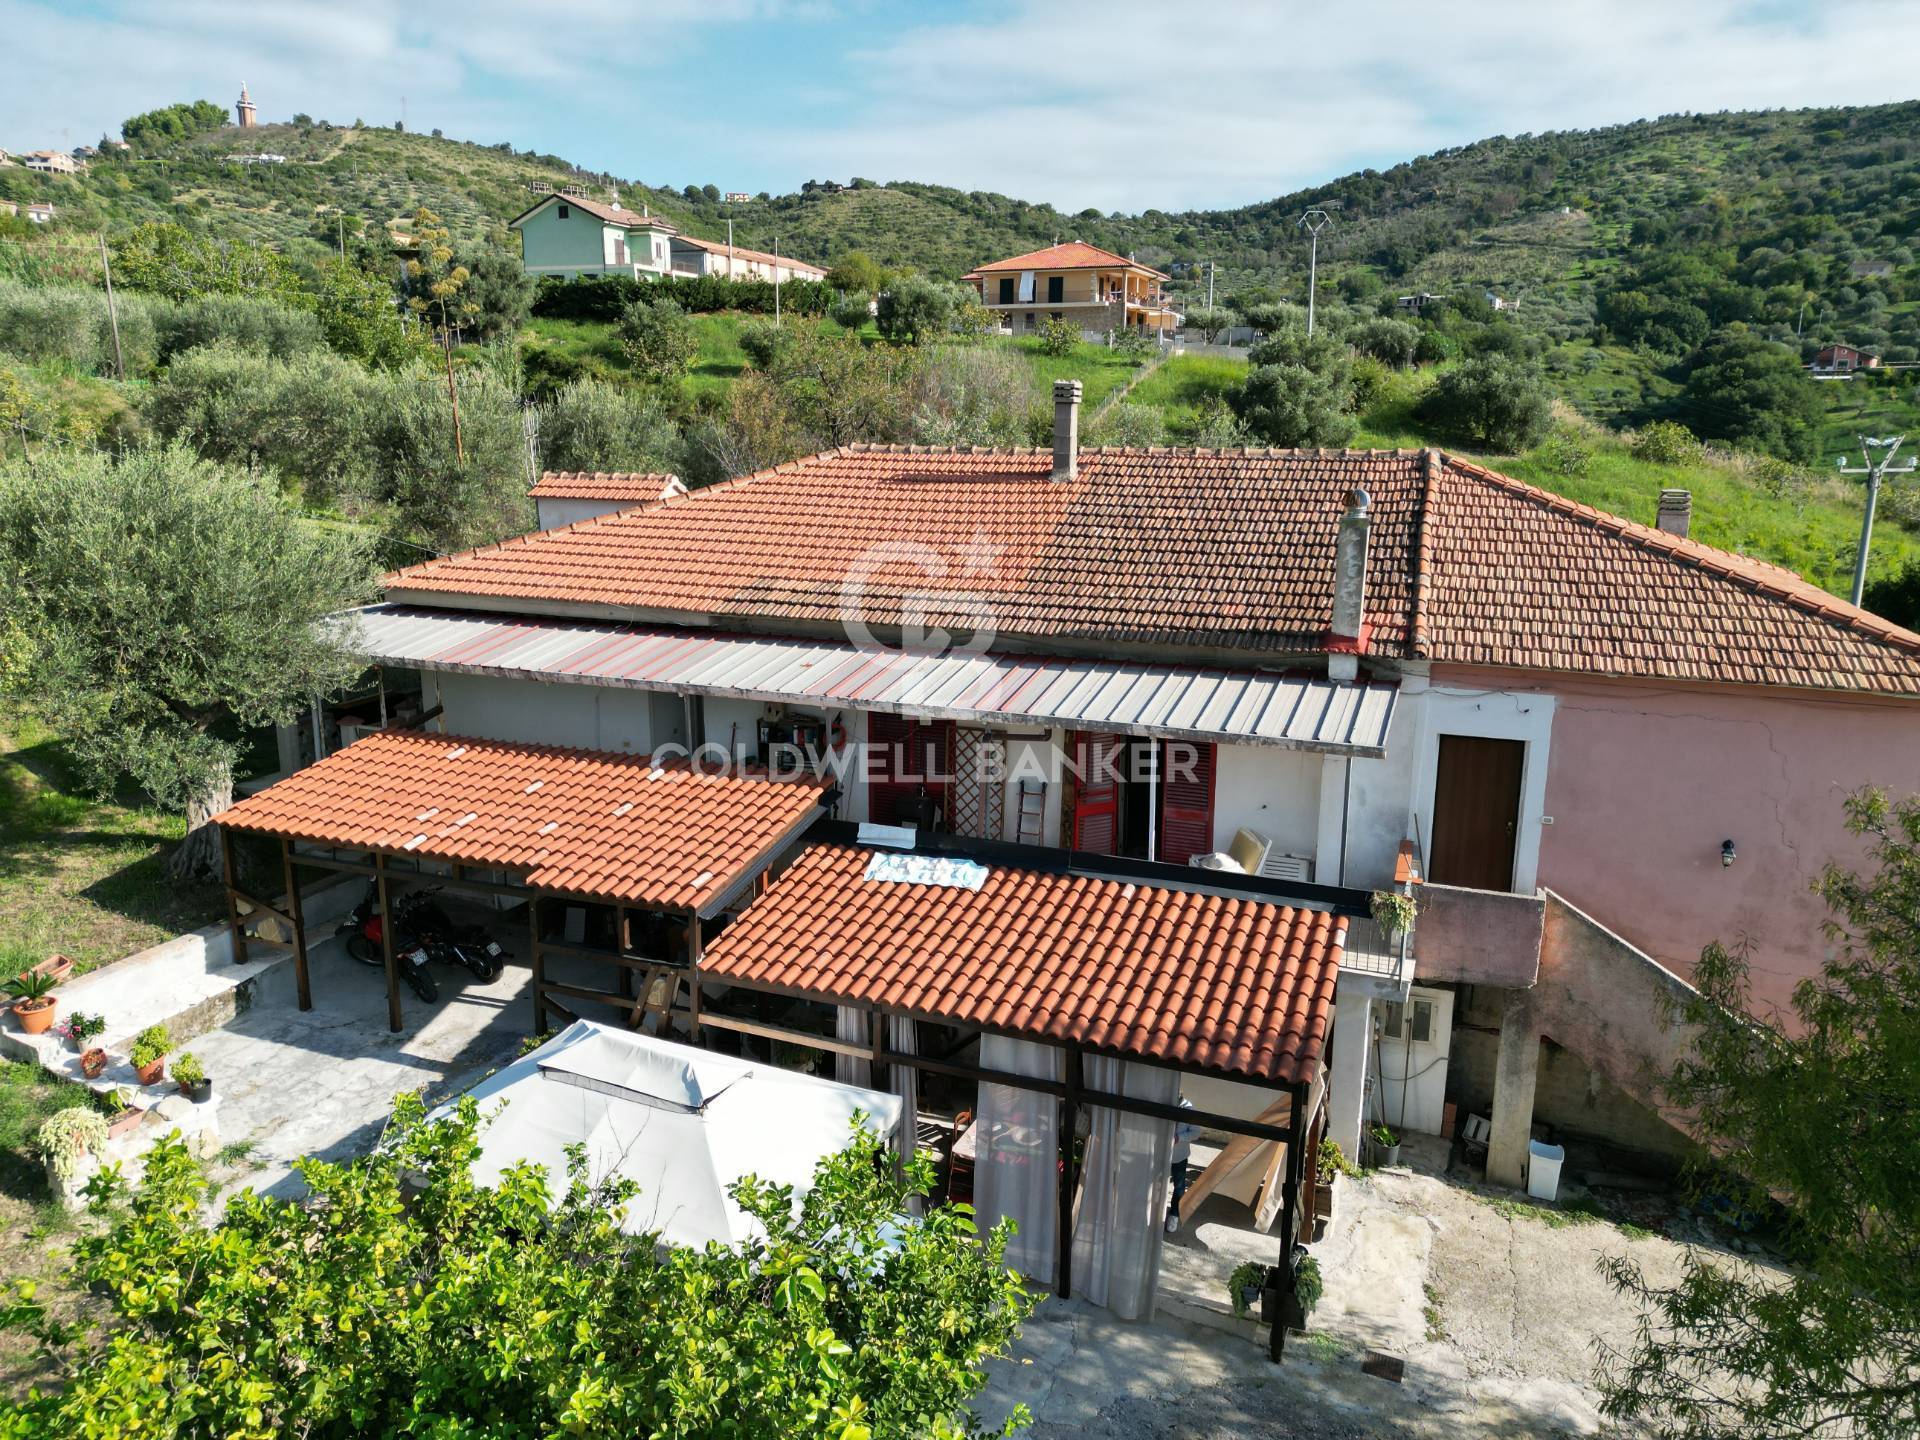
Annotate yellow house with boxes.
[964,241,1179,334]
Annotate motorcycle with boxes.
[336,882,439,1004]
[392,887,506,984]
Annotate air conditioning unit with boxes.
[1260,852,1314,883]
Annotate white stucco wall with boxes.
[534,496,632,530]
[1211,744,1322,872]
[432,671,679,756]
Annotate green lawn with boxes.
[522,311,860,403]
[992,335,1149,413]
[0,717,223,978]
[1127,354,1248,436]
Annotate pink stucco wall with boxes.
[1435,666,1920,1020]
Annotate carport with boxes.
[214,728,830,1033]
[692,827,1351,1359]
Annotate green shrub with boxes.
[874,275,960,346]
[736,318,790,370]
[170,1052,205,1086]
[828,296,871,332]
[537,378,680,477]
[617,298,699,381]
[1232,363,1355,447]
[1414,355,1553,452]
[1632,419,1699,465]
[1089,401,1164,448]
[1532,426,1594,477]
[1035,316,1078,357]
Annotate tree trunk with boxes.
[169,762,235,884]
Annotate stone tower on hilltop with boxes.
[236,82,257,129]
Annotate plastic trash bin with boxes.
[1526,1139,1565,1202]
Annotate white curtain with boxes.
[1017,269,1036,303]
[975,1035,1061,1286]
[1071,1058,1179,1320]
[834,1006,869,1087]
[889,1016,922,1216]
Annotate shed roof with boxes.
[217,729,825,913]
[529,471,683,503]
[697,842,1343,1083]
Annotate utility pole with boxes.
[1297,209,1331,337]
[338,215,346,259]
[97,233,124,380]
[1206,260,1215,310]
[1839,436,1916,606]
[1797,296,1810,340]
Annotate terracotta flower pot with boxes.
[80,1047,109,1079]
[106,1106,146,1141]
[31,954,75,985]
[134,1058,165,1086]
[12,997,56,1035]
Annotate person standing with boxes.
[1166,1096,1200,1234]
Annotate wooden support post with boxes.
[374,852,402,1033]
[1055,1046,1082,1300]
[1269,1081,1308,1363]
[529,895,547,1036]
[688,976,703,1043]
[615,905,634,1001]
[220,825,250,966]
[868,1006,885,1088]
[279,837,312,1011]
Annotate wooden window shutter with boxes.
[866,714,954,827]
[1071,732,1124,855]
[1156,740,1217,866]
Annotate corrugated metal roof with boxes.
[343,606,1398,756]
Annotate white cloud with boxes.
[4,0,1917,210]
[769,0,1920,210]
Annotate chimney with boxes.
[1656,489,1691,538]
[1051,380,1082,482]
[1327,488,1371,683]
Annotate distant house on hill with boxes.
[668,234,826,284]
[22,150,80,175]
[1812,343,1880,374]
[1849,259,1894,280]
[1395,292,1444,313]
[963,241,1179,335]
[509,191,677,281]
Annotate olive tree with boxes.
[875,275,960,346]
[0,443,374,879]
[2,1095,1036,1439]
[1597,789,1920,1440]
[619,295,700,381]
[1413,355,1553,452]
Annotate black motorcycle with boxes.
[336,882,439,1003]
[393,887,506,984]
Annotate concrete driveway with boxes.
[977,1136,1739,1439]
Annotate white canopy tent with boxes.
[449,1021,904,1249]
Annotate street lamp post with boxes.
[1297,209,1332,336]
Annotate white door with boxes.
[1376,985,1453,1136]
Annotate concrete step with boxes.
[1,880,359,1072]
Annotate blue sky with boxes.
[5,0,1919,213]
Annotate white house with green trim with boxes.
[509,192,677,280]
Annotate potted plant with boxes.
[1227,1260,1266,1319]
[56,1011,106,1052]
[1316,1137,1356,1218]
[130,1023,171,1086]
[1370,889,1417,943]
[80,1047,109,1080]
[172,1051,212,1103]
[1282,1251,1324,1332]
[1370,1123,1401,1167]
[5,968,59,1035]
[35,1106,109,1189]
[102,1092,146,1141]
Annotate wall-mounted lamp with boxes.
[1721,839,1737,868]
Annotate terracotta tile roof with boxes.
[967,241,1170,280]
[529,471,683,502]
[217,730,824,912]
[673,234,826,276]
[697,844,1342,1083]
[383,446,1920,697]
[509,192,676,233]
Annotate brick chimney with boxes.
[1656,489,1691,538]
[1327,488,1371,682]
[1051,380,1082,482]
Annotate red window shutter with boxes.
[866,714,953,826]
[1157,740,1216,865]
[1072,732,1124,855]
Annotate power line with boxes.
[1837,436,1915,605]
